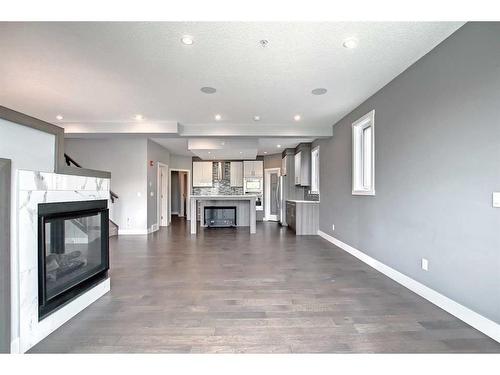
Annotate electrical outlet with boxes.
[493,192,500,208]
[332,224,335,231]
[421,258,429,271]
[127,217,131,228]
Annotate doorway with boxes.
[157,163,169,227]
[169,168,191,224]
[264,168,281,221]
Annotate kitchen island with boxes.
[190,195,257,234]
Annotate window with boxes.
[311,146,320,194]
[352,110,375,195]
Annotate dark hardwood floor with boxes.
[29,217,500,353]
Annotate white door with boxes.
[159,164,168,226]
[265,168,281,221]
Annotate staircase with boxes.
[64,153,120,237]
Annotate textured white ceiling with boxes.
[0,22,463,133]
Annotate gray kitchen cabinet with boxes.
[286,200,319,235]
[230,161,243,187]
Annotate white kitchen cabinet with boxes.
[281,155,287,176]
[192,161,213,187]
[294,148,311,186]
[243,160,263,178]
[294,152,301,185]
[230,161,243,187]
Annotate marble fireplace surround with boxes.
[17,170,111,353]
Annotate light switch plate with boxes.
[493,192,500,208]
[421,258,429,271]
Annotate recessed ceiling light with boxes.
[342,37,358,49]
[181,35,194,45]
[259,40,269,48]
[134,114,144,121]
[208,151,211,154]
[214,114,222,121]
[264,151,268,154]
[277,144,282,148]
[239,151,243,154]
[201,87,216,94]
[253,115,261,121]
[56,114,63,121]
[294,115,301,121]
[311,88,328,95]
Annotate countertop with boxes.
[286,200,320,204]
[191,195,257,199]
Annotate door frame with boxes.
[169,168,191,223]
[264,167,281,221]
[157,162,169,227]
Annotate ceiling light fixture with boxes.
[200,87,216,94]
[342,37,358,49]
[264,151,268,154]
[277,144,282,148]
[134,114,144,121]
[253,115,261,121]
[56,114,64,121]
[311,88,328,95]
[294,114,301,121]
[181,35,194,45]
[214,114,222,121]
[259,40,269,48]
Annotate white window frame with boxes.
[352,110,375,196]
[311,146,320,194]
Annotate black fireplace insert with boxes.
[38,200,109,320]
[204,206,237,227]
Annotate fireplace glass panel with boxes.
[44,212,104,300]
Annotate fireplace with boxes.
[204,206,237,227]
[37,200,109,320]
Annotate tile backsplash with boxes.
[192,162,244,196]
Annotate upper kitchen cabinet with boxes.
[243,160,263,178]
[193,161,213,187]
[281,155,288,176]
[230,161,243,187]
[294,144,311,186]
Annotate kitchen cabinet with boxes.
[294,145,311,186]
[286,200,319,235]
[281,155,287,176]
[230,161,243,187]
[192,161,213,187]
[243,160,263,178]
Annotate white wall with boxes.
[65,138,148,233]
[0,118,56,352]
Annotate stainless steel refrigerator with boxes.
[278,175,288,226]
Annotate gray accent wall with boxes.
[317,23,500,323]
[0,159,11,353]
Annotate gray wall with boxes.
[0,159,11,353]
[146,139,171,228]
[65,138,148,231]
[317,22,500,323]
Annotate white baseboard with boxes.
[10,337,20,354]
[318,230,500,343]
[171,211,179,215]
[148,224,159,233]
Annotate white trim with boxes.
[149,223,159,233]
[352,110,375,196]
[264,168,281,221]
[169,168,191,223]
[317,230,500,343]
[10,337,20,354]
[171,211,179,215]
[310,145,320,195]
[157,162,169,227]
